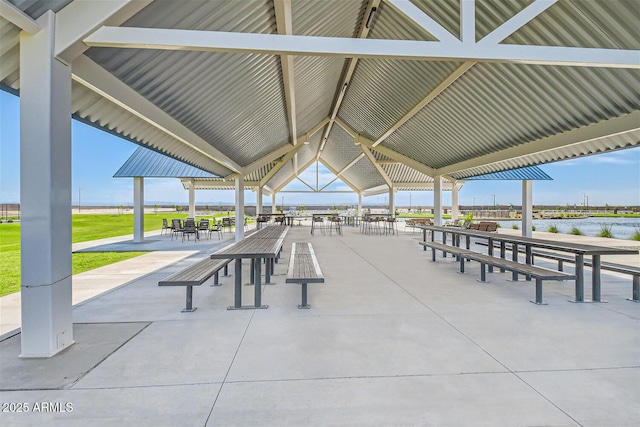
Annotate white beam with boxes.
[360,145,393,188]
[85,26,640,69]
[72,55,242,173]
[133,177,144,242]
[274,0,297,145]
[480,0,558,46]
[0,0,41,34]
[244,143,294,175]
[259,143,305,186]
[19,11,73,357]
[373,62,476,146]
[436,111,640,176]
[318,159,361,194]
[364,138,436,177]
[188,179,196,218]
[386,0,459,43]
[55,0,151,64]
[316,0,381,158]
[336,154,365,177]
[235,177,245,241]
[274,157,317,193]
[433,176,443,226]
[461,0,475,44]
[522,180,533,237]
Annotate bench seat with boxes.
[478,242,640,302]
[159,257,231,312]
[286,242,324,309]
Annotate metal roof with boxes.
[463,166,552,181]
[2,0,638,195]
[113,147,217,179]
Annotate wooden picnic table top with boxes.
[249,225,289,239]
[416,224,638,256]
[210,236,285,259]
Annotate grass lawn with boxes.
[0,212,231,297]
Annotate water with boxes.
[496,217,640,240]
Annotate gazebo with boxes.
[1,0,637,357]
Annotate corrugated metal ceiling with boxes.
[1,0,638,196]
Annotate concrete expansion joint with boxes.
[22,274,72,288]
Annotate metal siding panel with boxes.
[341,156,385,190]
[320,125,362,172]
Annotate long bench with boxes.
[159,257,232,312]
[477,241,640,302]
[420,241,574,304]
[286,242,324,309]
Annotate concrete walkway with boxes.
[1,225,638,426]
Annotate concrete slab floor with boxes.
[1,225,638,426]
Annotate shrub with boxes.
[512,224,520,230]
[569,227,584,235]
[532,225,536,231]
[597,224,614,238]
[631,228,640,241]
[547,224,559,233]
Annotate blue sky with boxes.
[1,90,639,207]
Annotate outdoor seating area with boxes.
[2,225,638,426]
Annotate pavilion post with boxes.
[451,181,459,222]
[188,178,195,218]
[389,187,395,216]
[256,186,263,216]
[19,11,74,357]
[235,177,245,241]
[522,180,533,237]
[357,193,362,217]
[433,175,443,226]
[133,177,144,243]
[272,192,277,214]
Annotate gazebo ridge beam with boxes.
[84,27,640,69]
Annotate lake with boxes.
[496,217,640,240]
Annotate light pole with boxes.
[492,194,496,209]
[409,192,412,212]
[78,188,83,213]
[582,192,589,211]
[281,195,285,212]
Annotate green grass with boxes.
[547,224,560,233]
[72,252,148,275]
[596,224,614,238]
[0,213,205,297]
[569,227,584,235]
[631,229,640,241]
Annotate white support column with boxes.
[451,182,459,221]
[133,177,144,243]
[235,177,245,241]
[433,176,443,226]
[389,187,395,216]
[19,11,74,357]
[188,179,196,218]
[256,186,263,215]
[272,192,277,214]
[358,193,362,217]
[522,180,533,237]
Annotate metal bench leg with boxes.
[628,276,640,302]
[431,247,436,262]
[478,263,488,283]
[227,259,243,310]
[530,278,548,305]
[212,271,222,286]
[458,256,465,274]
[558,260,564,272]
[182,286,197,312]
[525,246,532,281]
[299,282,310,309]
[222,264,231,277]
[511,243,519,281]
[488,238,494,273]
[500,242,506,272]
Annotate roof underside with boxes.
[2,0,638,194]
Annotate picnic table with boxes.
[210,228,287,310]
[417,224,638,303]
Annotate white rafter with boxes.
[479,0,558,45]
[274,0,297,146]
[386,0,458,43]
[361,145,392,188]
[319,159,361,194]
[372,62,476,147]
[436,111,640,176]
[55,0,151,65]
[461,0,475,44]
[84,26,640,69]
[316,0,381,158]
[71,55,243,173]
[274,157,317,193]
[259,143,305,187]
[0,0,41,34]
[243,143,294,176]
